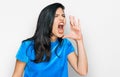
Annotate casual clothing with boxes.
[16,38,75,77]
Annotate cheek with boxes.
[52,20,58,33]
[52,25,58,34]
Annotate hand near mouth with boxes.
[63,16,83,41]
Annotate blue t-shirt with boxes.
[16,38,75,77]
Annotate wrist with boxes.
[75,39,83,44]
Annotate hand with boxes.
[63,16,83,41]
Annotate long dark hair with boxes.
[24,3,65,63]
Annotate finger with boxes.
[73,16,77,26]
[78,19,82,31]
[69,15,74,26]
[69,16,75,30]
[78,19,80,28]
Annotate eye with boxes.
[55,14,58,17]
[62,14,65,17]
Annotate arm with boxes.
[68,40,88,76]
[12,60,26,77]
[63,16,88,76]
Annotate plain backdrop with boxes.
[0,0,120,77]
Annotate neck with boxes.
[51,36,57,42]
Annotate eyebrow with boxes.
[55,13,65,15]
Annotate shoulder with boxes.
[22,40,34,46]
[62,38,72,44]
[20,40,35,60]
[62,38,73,47]
[62,39,75,55]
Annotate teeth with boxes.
[59,22,64,25]
[58,25,62,28]
[58,25,63,29]
[58,22,64,29]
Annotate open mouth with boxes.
[58,23,64,34]
[58,25,63,29]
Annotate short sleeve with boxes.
[65,39,75,56]
[16,41,29,63]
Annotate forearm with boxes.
[76,39,88,75]
[12,60,25,77]
[12,74,22,77]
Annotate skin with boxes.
[12,8,88,77]
[51,8,66,41]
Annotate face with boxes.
[51,8,66,41]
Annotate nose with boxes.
[59,16,64,21]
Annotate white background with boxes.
[0,0,120,77]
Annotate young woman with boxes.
[12,3,88,77]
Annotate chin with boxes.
[57,34,64,38]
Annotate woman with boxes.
[12,3,88,77]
